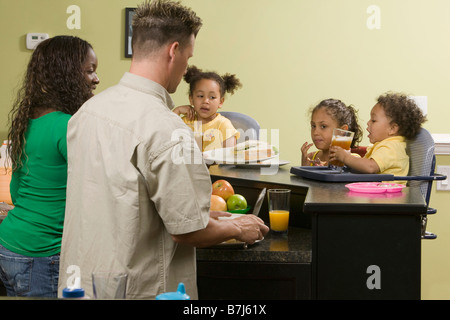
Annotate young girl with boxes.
[329,92,426,175]
[173,65,242,152]
[301,99,363,166]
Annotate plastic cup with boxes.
[330,128,354,167]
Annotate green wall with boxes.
[1,0,450,299]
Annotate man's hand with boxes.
[229,214,269,244]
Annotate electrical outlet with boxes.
[436,166,450,191]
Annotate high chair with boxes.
[219,111,260,144]
[399,128,446,239]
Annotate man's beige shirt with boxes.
[58,72,211,299]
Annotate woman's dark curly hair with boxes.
[310,99,363,148]
[184,65,242,98]
[376,92,426,140]
[7,35,94,171]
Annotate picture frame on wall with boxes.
[125,8,136,58]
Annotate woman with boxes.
[0,35,99,297]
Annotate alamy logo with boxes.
[366,265,381,290]
[66,5,81,30]
[66,265,81,288]
[367,5,381,30]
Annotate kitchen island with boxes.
[196,164,427,300]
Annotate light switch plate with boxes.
[409,96,427,116]
[436,166,450,191]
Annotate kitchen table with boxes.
[196,164,426,300]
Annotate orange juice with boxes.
[269,210,289,232]
[331,136,352,150]
[330,136,352,167]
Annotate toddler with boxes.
[173,66,242,152]
[329,92,426,176]
[301,99,363,166]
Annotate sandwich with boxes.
[233,140,277,161]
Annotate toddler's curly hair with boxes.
[184,65,242,98]
[376,92,427,140]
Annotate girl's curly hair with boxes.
[376,92,427,140]
[310,98,363,148]
[184,65,242,98]
[7,35,94,171]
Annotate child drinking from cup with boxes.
[173,66,242,151]
[329,92,426,175]
[301,99,363,166]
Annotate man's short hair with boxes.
[132,0,202,59]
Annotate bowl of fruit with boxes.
[210,179,250,214]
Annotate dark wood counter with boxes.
[197,227,312,300]
[196,227,311,264]
[196,164,426,300]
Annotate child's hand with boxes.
[301,142,326,166]
[329,146,350,164]
[311,157,327,167]
[173,105,196,121]
[301,142,314,166]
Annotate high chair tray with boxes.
[290,166,395,182]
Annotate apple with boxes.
[226,194,247,211]
[210,195,227,211]
[212,179,234,201]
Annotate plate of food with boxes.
[202,140,278,165]
[345,182,406,193]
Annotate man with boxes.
[58,0,268,299]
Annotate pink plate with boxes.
[345,182,405,193]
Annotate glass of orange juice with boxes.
[267,189,290,233]
[330,128,354,168]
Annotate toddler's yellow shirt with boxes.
[364,136,409,177]
[183,113,240,151]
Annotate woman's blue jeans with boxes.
[0,243,59,297]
